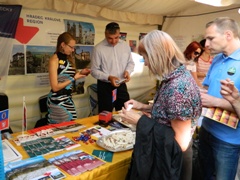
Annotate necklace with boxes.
[200,53,211,62]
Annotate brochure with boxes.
[202,107,239,129]
[2,139,22,165]
[48,150,105,176]
[22,136,80,158]
[27,121,86,138]
[5,156,66,180]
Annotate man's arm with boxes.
[220,79,240,118]
[201,93,236,112]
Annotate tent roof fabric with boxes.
[1,0,240,25]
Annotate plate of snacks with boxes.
[96,129,136,152]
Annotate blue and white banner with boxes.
[0,5,22,38]
[0,5,22,91]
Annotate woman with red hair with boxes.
[184,41,203,87]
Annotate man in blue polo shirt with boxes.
[199,17,240,180]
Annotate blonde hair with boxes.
[138,30,185,78]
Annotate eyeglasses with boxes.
[194,51,200,56]
[67,44,75,50]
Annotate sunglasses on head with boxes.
[194,51,200,56]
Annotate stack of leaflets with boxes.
[22,136,80,158]
[48,150,105,176]
[5,155,66,180]
[2,139,22,165]
[202,107,239,129]
[13,134,39,146]
[27,121,86,138]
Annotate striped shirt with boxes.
[197,56,213,83]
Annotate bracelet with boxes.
[70,77,75,83]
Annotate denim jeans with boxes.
[199,127,240,180]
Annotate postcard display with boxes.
[5,156,67,180]
[5,143,105,179]
[49,150,105,176]
[4,122,107,179]
[3,120,138,179]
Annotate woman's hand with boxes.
[74,69,91,80]
[74,72,86,80]
[80,68,91,76]
[119,107,141,125]
[124,99,143,110]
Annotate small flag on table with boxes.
[22,96,27,133]
[112,89,117,102]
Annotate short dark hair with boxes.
[199,39,206,48]
[105,22,120,34]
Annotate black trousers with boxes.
[97,80,130,113]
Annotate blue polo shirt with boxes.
[202,48,240,144]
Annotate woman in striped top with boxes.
[197,39,213,86]
[47,32,90,124]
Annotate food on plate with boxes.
[97,130,135,152]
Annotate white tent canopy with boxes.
[1,0,240,25]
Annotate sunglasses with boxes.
[194,51,200,56]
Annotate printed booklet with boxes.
[48,150,105,176]
[22,136,80,158]
[2,139,22,165]
[5,156,66,180]
[202,107,239,129]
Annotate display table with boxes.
[9,115,133,180]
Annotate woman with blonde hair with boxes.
[120,30,202,180]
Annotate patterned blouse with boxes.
[151,65,202,132]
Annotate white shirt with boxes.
[186,60,197,72]
[91,39,135,82]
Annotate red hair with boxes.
[183,41,202,60]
